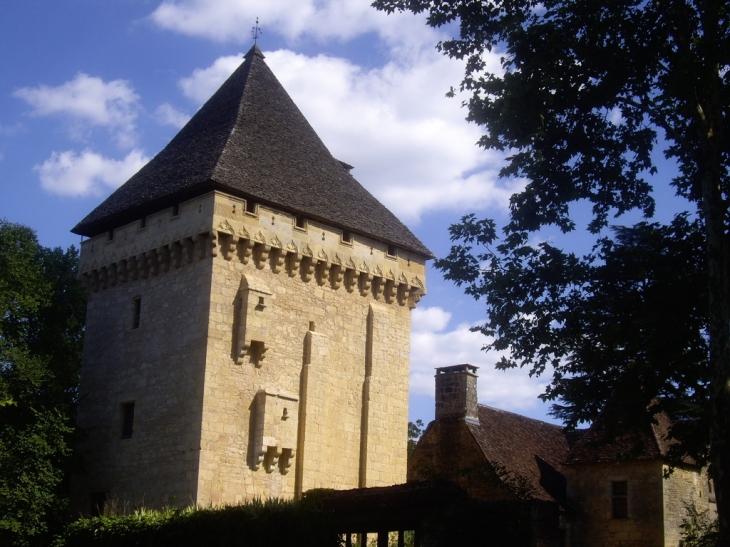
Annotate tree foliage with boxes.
[408,419,425,458]
[682,501,721,547]
[372,0,729,542]
[440,213,711,459]
[0,220,86,546]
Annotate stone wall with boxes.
[72,190,426,510]
[565,461,665,547]
[196,193,419,503]
[662,465,716,547]
[563,460,716,547]
[72,195,216,511]
[408,420,514,502]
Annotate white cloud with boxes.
[410,306,550,414]
[270,49,518,222]
[14,73,140,148]
[412,306,451,333]
[608,106,623,125]
[155,103,191,128]
[150,0,435,47]
[179,54,243,103]
[179,49,518,222]
[35,149,149,196]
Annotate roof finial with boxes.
[251,17,262,45]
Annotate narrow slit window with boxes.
[121,402,135,439]
[612,481,628,519]
[132,297,141,330]
[107,230,114,242]
[171,203,179,217]
[139,217,146,229]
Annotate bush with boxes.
[57,498,342,547]
[680,501,719,547]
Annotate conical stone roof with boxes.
[72,45,433,258]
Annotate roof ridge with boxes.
[478,404,564,429]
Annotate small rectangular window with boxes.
[132,297,141,329]
[139,217,146,229]
[107,230,114,242]
[171,204,179,217]
[387,244,397,257]
[245,199,257,214]
[612,481,628,519]
[121,402,135,439]
[295,215,306,229]
[342,230,353,243]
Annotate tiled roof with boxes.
[72,45,433,258]
[466,405,571,502]
[567,389,677,464]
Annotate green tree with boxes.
[408,419,425,458]
[0,220,86,546]
[372,0,729,542]
[682,501,721,547]
[439,213,711,460]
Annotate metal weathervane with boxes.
[252,17,262,45]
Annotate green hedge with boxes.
[57,498,342,547]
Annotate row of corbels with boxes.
[216,229,425,306]
[253,445,295,474]
[79,233,213,292]
[79,228,426,307]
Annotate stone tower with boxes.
[70,45,432,512]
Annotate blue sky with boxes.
[0,1,689,426]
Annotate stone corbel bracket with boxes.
[285,241,301,277]
[78,229,217,293]
[236,275,273,366]
[316,249,330,286]
[78,220,428,308]
[252,388,299,473]
[301,245,315,282]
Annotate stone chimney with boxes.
[434,364,480,424]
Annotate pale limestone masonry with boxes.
[72,190,426,510]
[564,462,716,547]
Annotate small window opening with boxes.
[342,230,353,243]
[140,217,146,229]
[387,244,397,257]
[107,230,114,242]
[90,491,107,516]
[256,296,266,310]
[132,297,141,329]
[245,199,257,214]
[171,204,179,217]
[121,402,135,439]
[295,215,306,229]
[612,481,628,519]
[309,321,315,331]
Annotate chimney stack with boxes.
[434,364,480,424]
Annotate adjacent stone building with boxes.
[409,365,717,547]
[70,45,432,513]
